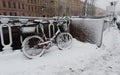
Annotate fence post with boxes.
[0,18,13,52]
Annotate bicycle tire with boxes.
[56,32,73,50]
[22,35,45,59]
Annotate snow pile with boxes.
[0,27,120,75]
[78,27,120,75]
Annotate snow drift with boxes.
[0,26,120,75]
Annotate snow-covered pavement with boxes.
[0,27,120,75]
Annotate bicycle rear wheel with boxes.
[56,32,73,50]
[22,35,44,59]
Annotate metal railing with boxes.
[0,16,70,52]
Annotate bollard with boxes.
[48,20,55,38]
[0,18,13,53]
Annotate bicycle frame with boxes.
[37,23,61,48]
[33,18,71,49]
[21,18,73,59]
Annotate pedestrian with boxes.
[112,17,117,24]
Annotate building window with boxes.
[3,12,7,15]
[10,12,12,16]
[31,7,33,12]
[28,0,30,3]
[8,1,11,8]
[43,15,45,17]
[13,2,16,8]
[34,0,36,3]
[28,6,30,11]
[15,12,17,16]
[31,0,33,3]
[18,3,21,9]
[22,4,24,9]
[2,1,6,8]
[35,6,37,12]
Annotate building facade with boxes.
[0,0,57,17]
[34,0,57,17]
[56,0,81,16]
[0,0,83,17]
[0,0,26,16]
[70,0,81,16]
[26,0,42,17]
[95,7,107,16]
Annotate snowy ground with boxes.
[0,26,120,75]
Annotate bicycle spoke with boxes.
[56,33,72,50]
[22,35,44,59]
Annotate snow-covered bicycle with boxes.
[22,19,73,59]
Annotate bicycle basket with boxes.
[59,23,69,32]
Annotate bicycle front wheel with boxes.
[56,33,73,50]
[22,35,45,59]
